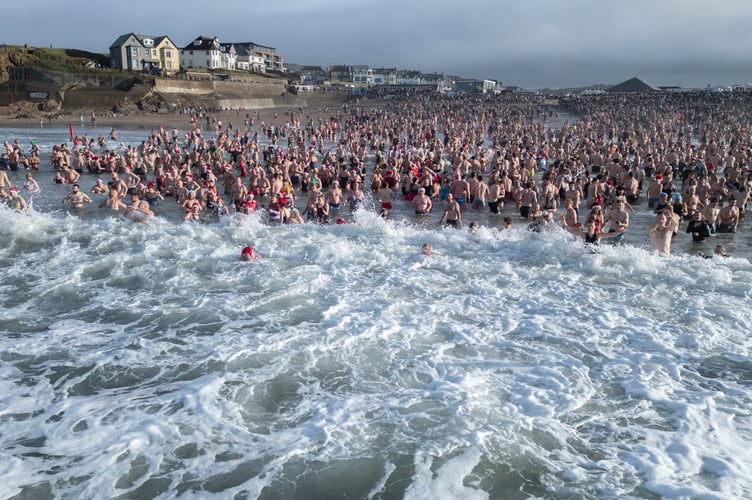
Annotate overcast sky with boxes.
[5,0,751,89]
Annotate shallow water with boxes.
[1,126,751,499]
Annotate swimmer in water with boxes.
[561,217,626,247]
[240,245,262,261]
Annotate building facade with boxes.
[234,47,265,73]
[232,43,284,72]
[351,65,373,84]
[327,65,351,83]
[371,68,397,85]
[181,36,236,71]
[109,33,180,75]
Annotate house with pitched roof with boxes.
[109,33,180,75]
[181,36,236,71]
[234,46,265,73]
[371,68,397,85]
[352,65,372,84]
[328,65,351,83]
[230,42,285,72]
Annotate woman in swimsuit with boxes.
[99,189,127,210]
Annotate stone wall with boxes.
[153,78,286,97]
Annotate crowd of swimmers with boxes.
[2,87,751,259]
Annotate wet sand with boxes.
[0,108,328,132]
[0,92,369,132]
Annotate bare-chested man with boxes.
[230,177,248,210]
[326,180,344,211]
[488,179,504,214]
[563,199,579,227]
[518,182,538,219]
[61,165,80,184]
[108,172,128,198]
[62,183,93,209]
[125,193,154,221]
[0,169,12,193]
[439,192,462,228]
[701,197,721,232]
[449,176,470,208]
[375,183,393,211]
[90,178,109,194]
[411,187,433,214]
[649,212,674,255]
[718,198,740,233]
[603,200,629,239]
[472,175,490,211]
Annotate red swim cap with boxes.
[242,246,253,255]
[335,218,346,224]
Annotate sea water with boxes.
[1,126,751,499]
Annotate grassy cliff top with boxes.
[1,45,110,73]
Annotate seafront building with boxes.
[109,33,180,76]
[180,36,237,72]
[229,42,285,73]
[109,33,285,76]
[110,33,180,76]
[102,33,493,92]
[233,46,266,73]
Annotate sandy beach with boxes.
[0,94,368,133]
[0,108,324,132]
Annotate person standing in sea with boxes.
[0,168,13,190]
[439,192,462,228]
[62,183,93,210]
[686,211,712,242]
[411,187,433,214]
[649,211,674,255]
[6,187,27,211]
[717,198,740,233]
[561,217,626,247]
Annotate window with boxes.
[166,61,172,70]
[131,47,138,56]
[165,49,172,58]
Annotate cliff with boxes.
[0,70,348,119]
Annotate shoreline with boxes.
[0,92,370,132]
[0,107,336,132]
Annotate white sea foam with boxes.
[1,127,752,498]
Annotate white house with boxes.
[352,65,373,84]
[181,36,236,71]
[371,68,397,85]
[234,46,265,73]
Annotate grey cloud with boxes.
[1,0,751,89]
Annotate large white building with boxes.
[180,36,236,71]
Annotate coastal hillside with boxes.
[0,46,109,80]
[0,45,349,120]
